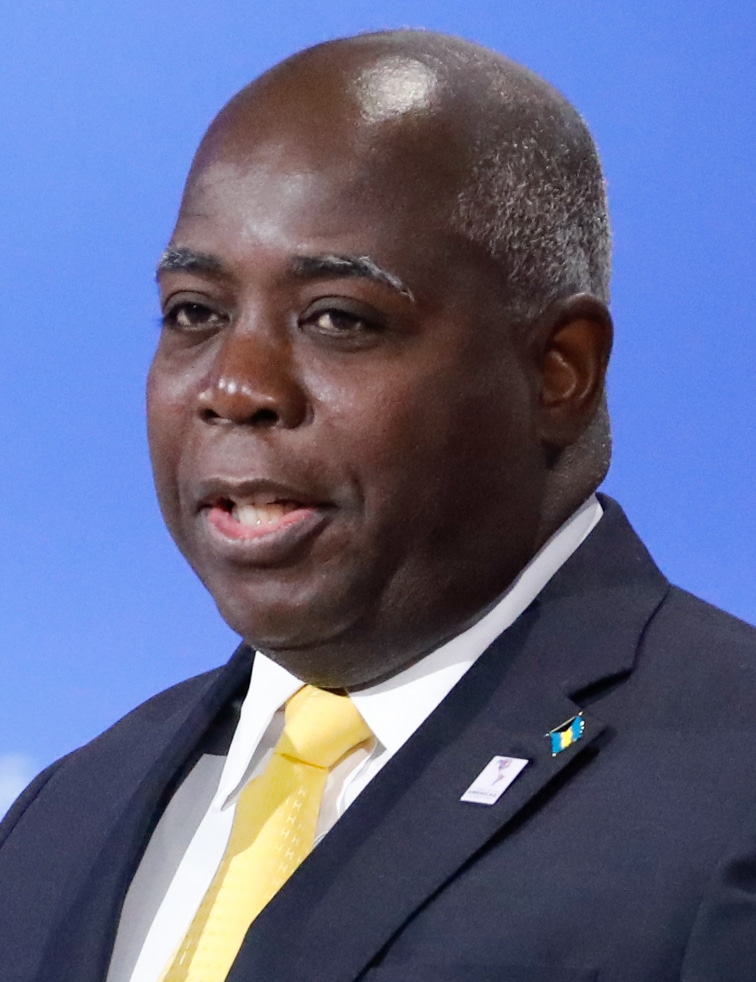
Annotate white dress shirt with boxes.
[106,495,602,982]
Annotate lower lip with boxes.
[202,503,327,561]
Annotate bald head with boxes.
[191,30,611,327]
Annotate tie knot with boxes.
[275,685,371,769]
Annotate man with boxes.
[2,29,756,982]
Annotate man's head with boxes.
[148,30,612,688]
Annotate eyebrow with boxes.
[156,247,225,279]
[156,247,415,303]
[290,254,416,303]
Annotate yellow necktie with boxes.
[161,685,371,982]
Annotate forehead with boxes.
[173,110,480,296]
[183,53,472,227]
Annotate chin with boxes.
[251,641,411,690]
[211,585,357,655]
[209,590,406,687]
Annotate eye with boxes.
[302,303,385,346]
[311,309,370,334]
[162,301,228,332]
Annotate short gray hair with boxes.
[448,50,611,325]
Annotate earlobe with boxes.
[536,294,613,449]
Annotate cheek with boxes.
[146,362,193,512]
[352,362,538,533]
[320,377,433,471]
[315,370,491,522]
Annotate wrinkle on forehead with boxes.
[355,56,439,124]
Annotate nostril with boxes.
[196,373,303,428]
[199,405,221,423]
[198,404,281,426]
[250,408,280,426]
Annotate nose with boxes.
[197,324,308,429]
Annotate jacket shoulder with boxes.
[0,664,228,844]
[660,585,756,649]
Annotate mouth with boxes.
[211,497,312,536]
[196,479,332,555]
[233,501,296,526]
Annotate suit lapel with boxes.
[230,499,669,982]
[32,498,668,982]
[33,644,254,982]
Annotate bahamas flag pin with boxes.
[546,712,585,756]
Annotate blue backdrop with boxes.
[1,0,753,812]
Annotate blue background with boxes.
[1,0,753,809]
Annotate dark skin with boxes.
[148,40,612,689]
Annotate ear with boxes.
[533,293,613,449]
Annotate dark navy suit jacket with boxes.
[3,497,756,981]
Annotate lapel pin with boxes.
[460,755,529,805]
[546,712,585,756]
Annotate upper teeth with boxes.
[233,502,293,526]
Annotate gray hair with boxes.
[449,57,611,326]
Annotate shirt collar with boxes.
[351,493,602,753]
[217,494,602,803]
[216,656,301,804]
